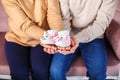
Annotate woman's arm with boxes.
[47,0,64,31]
[1,0,45,40]
[59,0,71,30]
[74,0,118,43]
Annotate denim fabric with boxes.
[50,39,107,80]
[5,41,52,80]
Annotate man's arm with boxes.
[74,0,118,43]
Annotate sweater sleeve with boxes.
[74,0,118,43]
[1,0,45,40]
[59,0,71,30]
[47,0,64,31]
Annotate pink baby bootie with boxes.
[54,30,71,47]
[40,30,58,45]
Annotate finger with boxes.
[57,46,60,49]
[45,48,51,53]
[51,50,54,53]
[70,46,78,53]
[65,46,71,50]
[44,48,55,54]
[61,47,66,51]
[44,48,49,53]
[63,51,72,54]
[51,46,57,50]
[48,48,57,54]
[58,50,71,55]
[51,49,56,54]
[59,47,62,50]
[57,46,61,50]
[71,38,76,46]
[43,48,46,52]
[47,48,51,52]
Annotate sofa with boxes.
[0,0,120,80]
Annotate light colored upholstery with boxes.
[106,0,120,60]
[0,33,10,75]
[0,1,8,32]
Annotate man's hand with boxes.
[58,37,79,55]
[40,37,79,55]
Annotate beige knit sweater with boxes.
[59,0,118,43]
[1,0,64,46]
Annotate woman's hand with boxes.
[40,37,79,55]
[58,37,79,55]
[40,42,57,54]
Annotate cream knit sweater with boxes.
[59,0,118,43]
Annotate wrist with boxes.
[71,36,79,44]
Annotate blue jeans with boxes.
[50,39,107,80]
[5,41,52,80]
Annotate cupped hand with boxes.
[58,37,79,55]
[40,42,57,54]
